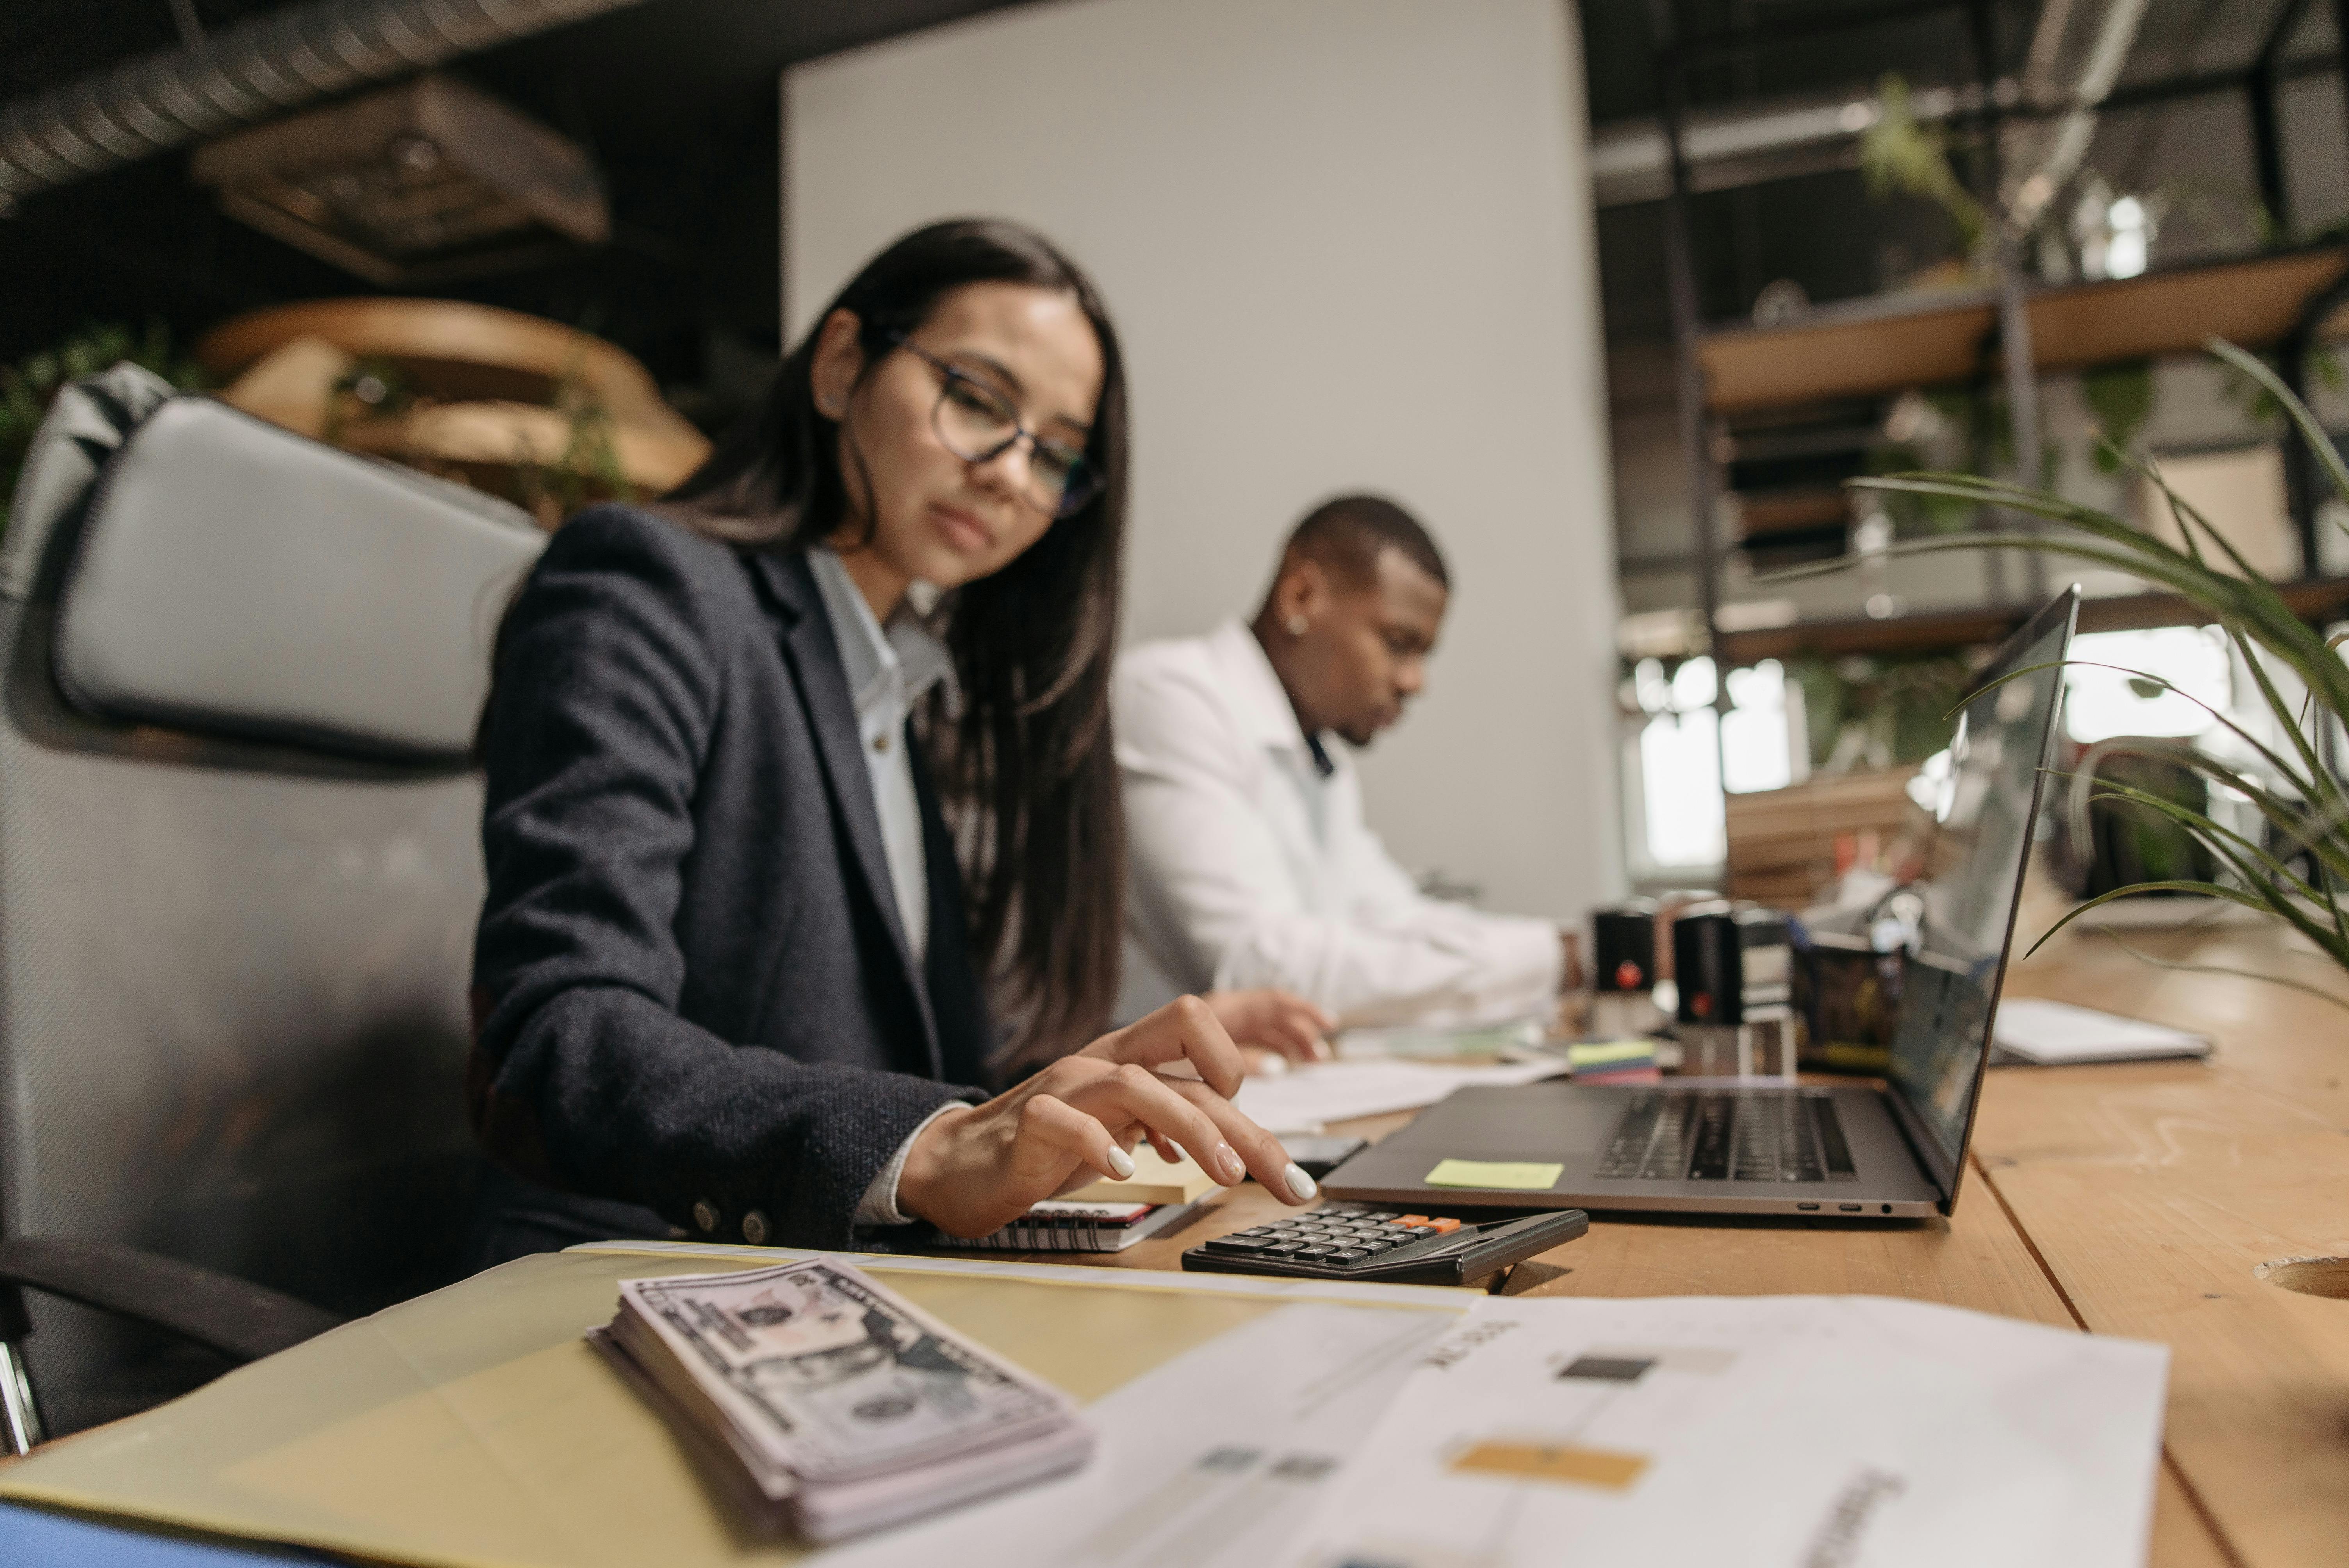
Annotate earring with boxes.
[1287,614,1309,636]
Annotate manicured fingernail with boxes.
[1217,1144,1246,1182]
[1107,1145,1136,1179]
[1284,1163,1318,1202]
[1258,1053,1289,1076]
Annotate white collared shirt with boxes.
[807,547,958,966]
[1114,620,1562,1029]
[808,548,963,1230]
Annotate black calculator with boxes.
[1181,1203,1589,1286]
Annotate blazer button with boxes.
[741,1210,770,1246]
[872,732,890,753]
[693,1199,720,1233]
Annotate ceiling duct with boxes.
[0,0,650,217]
[1593,0,2150,215]
[1996,0,2151,236]
[1590,84,1981,208]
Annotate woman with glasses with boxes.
[463,219,1324,1266]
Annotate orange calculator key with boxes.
[1394,1215,1430,1227]
[1426,1217,1463,1234]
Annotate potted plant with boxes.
[1837,340,2348,1005]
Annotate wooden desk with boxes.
[950,902,2348,1568]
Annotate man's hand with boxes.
[895,996,1317,1239]
[1200,988,1335,1064]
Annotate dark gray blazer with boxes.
[469,503,990,1252]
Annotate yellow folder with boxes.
[0,1243,1464,1568]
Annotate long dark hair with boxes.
[667,219,1128,1062]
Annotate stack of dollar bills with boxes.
[590,1257,1094,1540]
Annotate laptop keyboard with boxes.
[1595,1092,1857,1182]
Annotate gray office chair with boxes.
[0,365,547,1447]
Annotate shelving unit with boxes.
[1697,245,2349,415]
[1643,0,2349,671]
[1718,574,2349,664]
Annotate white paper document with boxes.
[1274,1294,2169,1568]
[1992,997,2212,1065]
[822,1297,1457,1568]
[1335,1017,1549,1061]
[1233,1058,1567,1134]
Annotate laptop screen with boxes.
[1884,591,2076,1192]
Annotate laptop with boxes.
[1324,586,2080,1221]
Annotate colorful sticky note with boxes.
[1450,1440,1650,1490]
[1424,1158,1564,1190]
[1567,1039,1656,1069]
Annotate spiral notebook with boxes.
[932,1198,1203,1253]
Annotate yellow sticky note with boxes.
[1452,1440,1650,1490]
[1424,1158,1564,1190]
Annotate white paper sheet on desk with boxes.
[1991,997,2212,1064]
[823,1293,1454,1568]
[1233,1058,1566,1134]
[1335,1017,1548,1061]
[1274,1294,2170,1568]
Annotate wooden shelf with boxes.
[1715,576,2349,664]
[1729,488,1849,538]
[1697,246,2349,415]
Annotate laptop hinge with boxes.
[1878,1085,1960,1213]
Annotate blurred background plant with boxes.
[1788,650,1975,773]
[0,323,207,536]
[1859,73,1988,270]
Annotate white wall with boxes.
[786,0,1622,918]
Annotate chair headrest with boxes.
[49,395,547,763]
[1,361,177,600]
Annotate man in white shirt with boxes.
[1115,495,1574,1030]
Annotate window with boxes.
[1625,656,1805,877]
[2062,627,2231,745]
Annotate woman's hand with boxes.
[895,996,1317,1239]
[1201,988,1335,1064]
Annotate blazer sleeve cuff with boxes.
[852,1101,966,1228]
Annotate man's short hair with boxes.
[1284,494,1449,591]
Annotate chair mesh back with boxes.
[0,378,509,1434]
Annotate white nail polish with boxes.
[1107,1145,1136,1179]
[1218,1145,1246,1182]
[1284,1162,1318,1202]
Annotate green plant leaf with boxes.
[2024,880,2275,957]
[2208,338,2349,506]
[2081,360,2153,472]
[2091,928,2349,1012]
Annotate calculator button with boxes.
[1237,1226,1276,1237]
[1263,1241,1306,1254]
[1330,1250,1367,1263]
[1395,1215,1431,1226]
[1203,1236,1272,1254]
[1362,1212,1399,1221]
[1296,1245,1340,1258]
[1355,1240,1392,1256]
[1426,1218,1463,1235]
[1399,1226,1437,1238]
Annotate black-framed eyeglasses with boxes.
[888,333,1102,519]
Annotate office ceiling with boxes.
[4,1,2342,398]
[0,0,1025,390]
